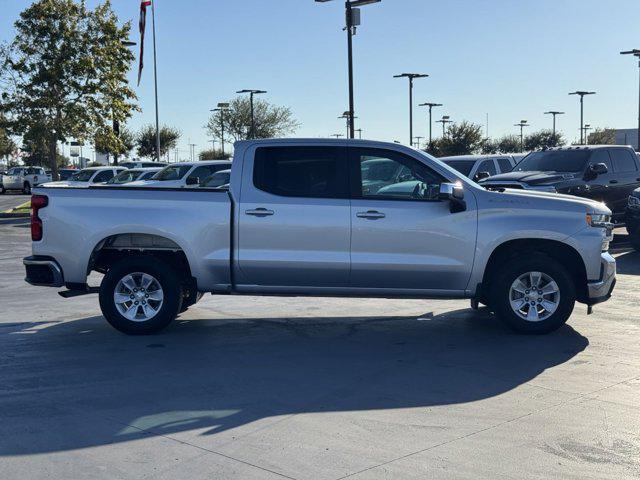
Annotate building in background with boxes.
[615,129,639,148]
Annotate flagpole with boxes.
[151,0,160,162]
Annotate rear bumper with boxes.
[586,252,616,305]
[23,255,64,287]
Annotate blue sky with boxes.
[2,0,640,159]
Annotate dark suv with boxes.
[480,145,640,222]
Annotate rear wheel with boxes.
[490,254,576,334]
[99,256,183,334]
[22,182,31,195]
[631,232,640,252]
[0,184,5,195]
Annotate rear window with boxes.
[155,165,191,181]
[514,150,590,173]
[253,146,349,198]
[497,158,513,173]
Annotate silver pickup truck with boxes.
[23,139,616,335]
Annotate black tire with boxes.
[22,182,31,195]
[0,184,5,195]
[631,232,640,252]
[489,253,576,334]
[99,255,183,335]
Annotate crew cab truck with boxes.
[480,145,640,224]
[23,139,616,335]
[1,166,52,194]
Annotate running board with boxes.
[58,287,99,298]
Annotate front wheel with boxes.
[490,254,576,334]
[99,256,183,334]
[22,182,31,195]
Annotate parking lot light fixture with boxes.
[419,102,442,144]
[339,111,358,137]
[544,111,565,136]
[330,133,344,139]
[583,124,592,144]
[394,73,429,146]
[355,128,363,139]
[436,115,453,136]
[316,0,381,139]
[210,102,230,156]
[569,91,596,145]
[514,120,530,151]
[620,49,640,150]
[236,90,267,139]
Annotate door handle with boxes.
[245,208,274,217]
[609,180,618,184]
[356,210,386,219]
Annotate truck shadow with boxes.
[0,308,588,456]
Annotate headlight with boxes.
[586,213,612,228]
[628,195,640,208]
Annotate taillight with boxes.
[31,194,48,241]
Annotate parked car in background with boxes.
[43,166,125,188]
[626,189,640,250]
[1,166,52,194]
[126,160,232,188]
[105,168,162,185]
[120,161,168,169]
[440,154,518,181]
[25,139,614,336]
[200,169,231,188]
[480,145,640,223]
[58,168,78,181]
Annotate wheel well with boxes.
[90,234,195,288]
[482,239,588,303]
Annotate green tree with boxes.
[0,120,17,159]
[523,130,565,151]
[480,139,498,154]
[205,96,300,142]
[587,128,616,145]
[199,148,231,160]
[431,121,485,157]
[136,125,180,159]
[495,135,522,153]
[95,126,134,162]
[0,0,136,179]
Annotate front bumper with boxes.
[586,252,616,305]
[23,255,64,287]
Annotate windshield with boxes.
[153,165,190,181]
[70,169,95,182]
[442,160,475,177]
[513,150,590,173]
[107,170,141,184]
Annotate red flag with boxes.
[137,0,151,85]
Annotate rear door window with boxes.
[476,160,497,177]
[93,170,115,182]
[253,146,349,198]
[496,157,513,173]
[589,150,613,173]
[609,149,637,173]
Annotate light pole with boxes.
[544,111,565,136]
[330,133,344,139]
[514,120,529,151]
[583,124,592,144]
[569,91,596,145]
[237,89,267,139]
[189,143,196,162]
[339,111,357,137]
[413,136,424,149]
[210,102,230,156]
[355,128,363,139]
[436,115,453,136]
[418,102,442,145]
[316,0,381,139]
[620,49,640,150]
[394,73,429,146]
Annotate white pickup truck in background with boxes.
[1,166,52,194]
[23,139,616,336]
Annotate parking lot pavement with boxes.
[1,217,640,480]
[0,193,28,213]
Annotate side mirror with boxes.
[474,171,491,182]
[584,163,608,180]
[439,183,466,213]
[185,176,199,186]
